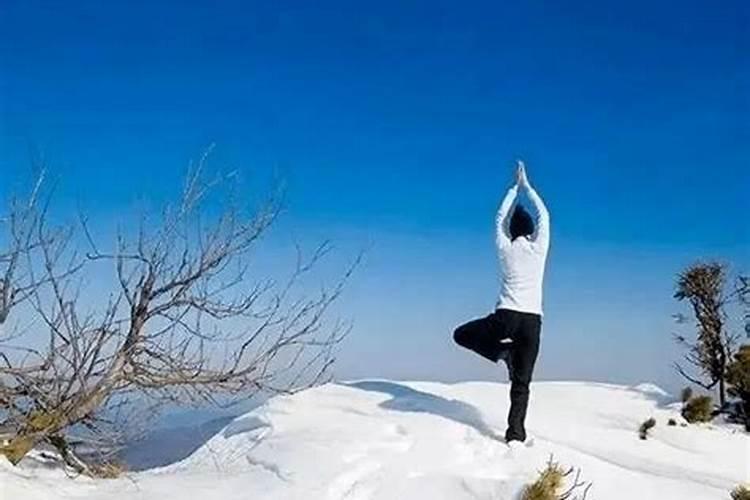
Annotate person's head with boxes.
[510,204,534,240]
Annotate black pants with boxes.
[453,308,541,442]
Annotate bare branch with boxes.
[0,151,355,475]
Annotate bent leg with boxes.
[453,313,507,363]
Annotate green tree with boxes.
[727,345,750,431]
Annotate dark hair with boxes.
[510,204,534,240]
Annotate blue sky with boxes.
[1,1,748,392]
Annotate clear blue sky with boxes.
[1,1,748,392]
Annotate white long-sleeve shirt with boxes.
[495,184,550,316]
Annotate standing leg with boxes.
[505,315,541,442]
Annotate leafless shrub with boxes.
[639,417,656,440]
[522,455,591,500]
[732,484,750,500]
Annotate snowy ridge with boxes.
[2,380,747,499]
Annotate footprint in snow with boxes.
[327,461,382,500]
[341,426,412,463]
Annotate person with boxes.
[453,160,550,444]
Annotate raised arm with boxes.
[525,184,550,252]
[516,161,549,252]
[496,184,519,249]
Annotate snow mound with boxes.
[2,380,748,499]
[631,382,670,397]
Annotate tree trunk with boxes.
[1,361,125,466]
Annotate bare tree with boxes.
[673,262,738,407]
[738,275,749,336]
[0,154,357,475]
[0,169,57,327]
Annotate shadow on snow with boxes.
[342,380,503,440]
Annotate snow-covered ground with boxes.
[2,380,748,499]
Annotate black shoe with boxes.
[504,434,526,444]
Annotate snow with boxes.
[2,380,748,499]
